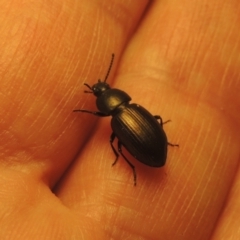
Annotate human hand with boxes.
[1,1,240,239]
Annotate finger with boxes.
[211,166,240,240]
[0,0,149,239]
[114,0,240,239]
[0,0,148,185]
[63,0,240,240]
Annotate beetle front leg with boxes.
[110,132,119,166]
[73,109,109,117]
[117,141,137,186]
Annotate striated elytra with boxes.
[73,54,178,185]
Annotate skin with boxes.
[0,0,240,239]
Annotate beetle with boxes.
[73,54,178,185]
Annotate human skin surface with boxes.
[0,0,240,239]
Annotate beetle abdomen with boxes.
[111,104,168,167]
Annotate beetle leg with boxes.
[154,116,178,147]
[117,141,137,186]
[163,119,171,124]
[110,132,119,166]
[73,109,109,117]
[154,116,171,126]
[168,142,179,147]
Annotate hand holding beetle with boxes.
[1,1,240,240]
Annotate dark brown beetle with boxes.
[73,54,178,185]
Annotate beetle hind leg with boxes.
[154,116,179,147]
[117,141,137,186]
[154,115,171,126]
[168,142,179,147]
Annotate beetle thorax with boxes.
[96,88,131,115]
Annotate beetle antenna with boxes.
[104,54,114,82]
[83,83,93,93]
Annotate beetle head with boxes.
[84,80,110,97]
[83,54,114,97]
